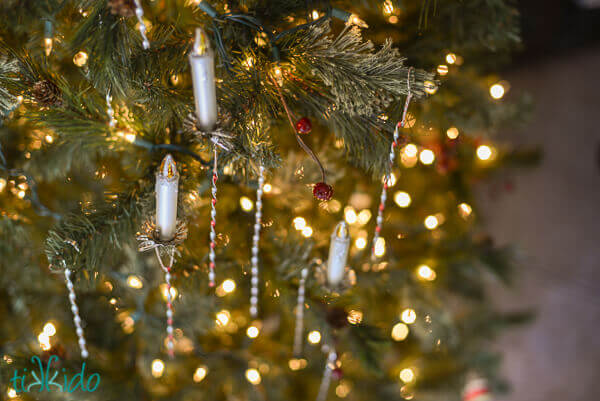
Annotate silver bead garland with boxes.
[133,0,150,49]
[316,348,337,401]
[292,267,309,356]
[106,92,116,128]
[372,68,413,259]
[64,268,89,359]
[154,247,176,358]
[249,165,265,317]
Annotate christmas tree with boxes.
[0,1,537,400]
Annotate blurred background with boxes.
[485,1,600,400]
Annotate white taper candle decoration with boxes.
[249,165,265,317]
[189,27,218,132]
[327,222,350,286]
[133,0,150,49]
[64,268,89,359]
[293,267,309,356]
[156,154,179,241]
[316,349,338,401]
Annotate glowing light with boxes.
[73,51,88,67]
[336,381,351,398]
[403,144,418,158]
[476,145,493,161]
[43,322,56,336]
[38,332,51,350]
[222,279,236,293]
[388,15,398,24]
[419,149,435,165]
[151,359,165,378]
[374,237,386,257]
[446,53,457,64]
[293,217,306,230]
[417,265,436,281]
[424,80,438,95]
[401,308,417,324]
[243,56,254,69]
[424,215,439,230]
[124,133,136,143]
[216,310,230,326]
[394,191,411,208]
[384,172,397,187]
[344,207,358,225]
[446,127,459,139]
[44,38,53,56]
[0,179,5,192]
[7,388,17,398]
[490,83,505,99]
[458,203,473,218]
[45,134,54,143]
[301,226,313,238]
[348,14,368,28]
[16,95,23,104]
[17,190,26,199]
[383,0,394,15]
[127,275,143,289]
[245,368,261,385]
[160,284,178,300]
[288,358,308,371]
[391,322,409,341]
[355,237,367,250]
[193,366,208,382]
[437,65,449,76]
[357,209,372,225]
[347,310,363,325]
[311,10,320,20]
[307,330,321,344]
[109,298,117,305]
[263,183,272,193]
[399,368,415,383]
[247,325,260,338]
[240,196,254,211]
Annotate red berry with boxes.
[332,367,343,380]
[295,117,312,134]
[313,182,333,201]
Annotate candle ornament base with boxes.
[183,112,234,152]
[136,218,188,252]
[315,262,356,294]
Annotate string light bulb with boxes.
[437,65,449,76]
[383,0,394,15]
[399,368,415,383]
[424,215,439,230]
[394,191,411,208]
[419,149,435,165]
[446,53,457,64]
[416,264,436,281]
[73,51,88,67]
[401,308,417,324]
[43,20,53,56]
[490,83,505,99]
[43,322,57,336]
[374,237,386,257]
[193,366,208,382]
[293,217,306,230]
[247,325,260,338]
[221,279,236,293]
[127,275,143,289]
[308,330,321,344]
[245,368,261,385]
[347,13,368,28]
[391,322,409,341]
[151,359,165,378]
[476,145,494,161]
[240,196,254,211]
[446,127,459,139]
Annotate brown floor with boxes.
[483,45,600,400]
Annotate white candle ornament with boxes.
[293,267,309,356]
[189,27,218,132]
[249,165,265,317]
[156,154,179,241]
[133,0,150,49]
[372,68,413,258]
[327,222,350,286]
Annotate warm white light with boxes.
[245,368,261,384]
[45,134,54,143]
[151,359,165,378]
[424,215,439,230]
[348,14,368,28]
[401,308,417,324]
[458,203,473,218]
[419,149,435,165]
[490,83,505,99]
[301,226,313,238]
[160,283,178,300]
[384,172,397,187]
[38,332,51,350]
[357,209,372,225]
[222,279,236,293]
[391,322,409,341]
[374,237,386,257]
[240,196,254,211]
[394,191,411,208]
[7,388,17,398]
[308,330,321,344]
[355,237,367,250]
[347,310,363,325]
[247,325,260,338]
[127,275,143,289]
[344,207,358,225]
[383,0,394,14]
[0,179,5,192]
[44,37,53,56]
[424,80,438,95]
[403,144,418,158]
[476,145,493,161]
[417,265,436,281]
[437,65,449,76]
[263,183,272,193]
[17,190,26,199]
[399,368,415,383]
[216,310,230,326]
[43,322,56,336]
[336,381,351,398]
[311,10,320,20]
[446,127,459,139]
[73,51,88,67]
[293,217,306,230]
[446,53,457,64]
[193,366,208,382]
[288,358,308,371]
[124,133,136,143]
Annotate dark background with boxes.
[485,1,600,400]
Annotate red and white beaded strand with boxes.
[154,247,176,358]
[371,68,413,258]
[292,267,309,356]
[208,141,219,287]
[63,240,89,358]
[249,165,265,317]
[133,0,150,49]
